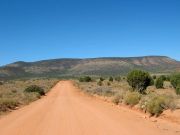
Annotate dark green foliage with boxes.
[115,76,121,82]
[127,70,152,93]
[165,76,170,81]
[152,75,156,79]
[109,76,114,82]
[0,81,3,85]
[79,78,84,82]
[155,77,164,89]
[170,74,180,95]
[122,77,126,80]
[99,77,105,82]
[79,76,92,82]
[24,85,45,96]
[170,74,180,89]
[175,84,180,95]
[160,75,167,81]
[155,75,171,89]
[150,78,154,86]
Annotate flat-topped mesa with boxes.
[0,56,179,79]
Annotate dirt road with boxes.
[0,81,179,135]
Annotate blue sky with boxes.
[0,0,180,65]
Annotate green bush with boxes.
[176,84,180,95]
[115,76,121,82]
[155,75,171,89]
[127,70,152,93]
[155,77,164,89]
[166,76,170,81]
[24,85,45,96]
[170,74,180,89]
[160,75,167,81]
[150,78,154,86]
[109,77,114,82]
[79,76,92,82]
[0,99,18,112]
[99,77,105,82]
[170,74,180,95]
[124,92,141,106]
[146,96,166,116]
[152,75,156,79]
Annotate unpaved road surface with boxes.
[0,81,179,135]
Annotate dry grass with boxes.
[0,78,59,114]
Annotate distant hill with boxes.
[0,56,180,79]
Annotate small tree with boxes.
[79,76,92,82]
[150,78,154,86]
[170,74,180,89]
[160,75,167,81]
[152,75,156,80]
[170,74,180,95]
[99,77,105,82]
[155,77,164,89]
[24,85,45,96]
[127,70,152,93]
[109,77,114,82]
[166,76,170,81]
[176,85,180,95]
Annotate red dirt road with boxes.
[0,81,179,135]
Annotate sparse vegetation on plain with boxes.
[0,78,58,114]
[77,70,180,117]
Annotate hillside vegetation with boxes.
[0,56,179,79]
